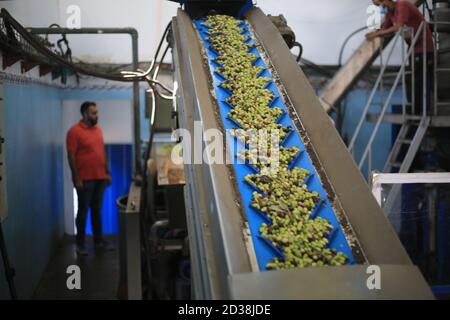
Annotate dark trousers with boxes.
[406,52,434,115]
[76,179,106,246]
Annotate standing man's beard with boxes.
[88,118,98,126]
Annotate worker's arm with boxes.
[366,23,403,41]
[68,151,83,190]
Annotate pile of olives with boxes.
[202,15,348,269]
[238,146,300,171]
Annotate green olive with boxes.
[203,15,348,271]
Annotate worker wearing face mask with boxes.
[366,0,434,114]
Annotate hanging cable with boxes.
[0,8,174,89]
[121,21,171,80]
[2,8,174,96]
[149,43,173,100]
[292,41,303,62]
[338,26,367,66]
[121,23,174,98]
[0,9,131,81]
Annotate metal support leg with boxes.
[427,185,437,257]
[118,182,142,300]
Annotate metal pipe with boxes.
[359,71,403,169]
[131,31,141,176]
[434,19,438,116]
[27,27,142,176]
[412,27,416,115]
[402,28,406,119]
[428,21,450,25]
[423,21,427,117]
[380,45,384,114]
[27,27,138,35]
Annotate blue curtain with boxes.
[85,144,132,235]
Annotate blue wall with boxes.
[0,81,64,299]
[85,144,132,235]
[0,84,141,299]
[339,87,404,178]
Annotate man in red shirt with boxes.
[67,101,113,255]
[366,0,434,114]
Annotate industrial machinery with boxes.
[0,0,438,301]
[135,0,435,299]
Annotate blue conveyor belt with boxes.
[194,18,356,271]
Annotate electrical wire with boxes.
[0,8,174,92]
[121,21,171,80]
[338,26,367,66]
[135,28,171,298]
[292,41,303,62]
[146,43,173,100]
[121,23,174,98]
[152,44,169,80]
[139,24,174,215]
[138,34,172,297]
[0,9,130,81]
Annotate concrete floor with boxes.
[32,235,119,300]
